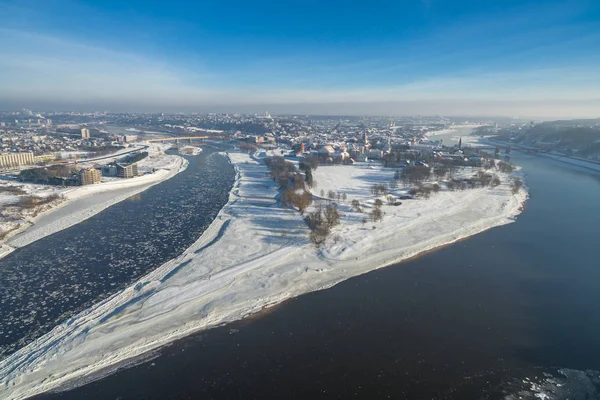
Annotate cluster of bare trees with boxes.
[401,158,513,197]
[370,199,384,222]
[497,161,515,173]
[1,194,64,229]
[281,189,313,214]
[433,163,459,180]
[265,156,315,214]
[473,171,502,188]
[444,171,501,192]
[300,156,320,171]
[238,142,258,153]
[400,166,432,186]
[370,184,388,196]
[0,185,27,195]
[298,161,316,188]
[304,203,341,245]
[319,189,347,203]
[15,194,62,209]
[409,186,433,199]
[408,183,440,199]
[349,197,385,223]
[264,156,298,188]
[3,194,62,210]
[511,178,523,194]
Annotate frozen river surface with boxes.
[0,148,235,357]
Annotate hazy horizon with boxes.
[2,100,600,121]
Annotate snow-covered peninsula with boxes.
[0,149,527,399]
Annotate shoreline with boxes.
[0,150,527,400]
[484,138,600,174]
[0,154,188,259]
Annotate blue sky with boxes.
[0,0,599,117]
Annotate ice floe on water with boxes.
[0,150,234,365]
[502,369,600,400]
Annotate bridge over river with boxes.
[146,136,209,143]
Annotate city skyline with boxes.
[0,0,599,118]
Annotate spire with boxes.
[458,137,462,149]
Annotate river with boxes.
[0,147,235,358]
[36,151,600,399]
[426,125,479,145]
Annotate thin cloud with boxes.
[0,25,598,118]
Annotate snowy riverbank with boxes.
[0,151,527,399]
[0,144,187,259]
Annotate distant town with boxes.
[1,110,599,184]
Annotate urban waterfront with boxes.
[37,153,600,399]
[0,147,235,357]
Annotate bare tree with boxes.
[511,178,523,194]
[370,207,383,222]
[297,190,313,214]
[434,166,448,180]
[446,163,459,179]
[293,173,306,190]
[401,166,431,185]
[305,204,333,247]
[370,184,388,196]
[498,161,515,173]
[310,230,328,246]
[304,206,324,231]
[282,188,313,214]
[308,156,320,170]
[281,188,293,208]
[303,166,314,188]
[324,204,341,228]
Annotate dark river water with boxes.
[0,147,235,357]
[17,151,600,399]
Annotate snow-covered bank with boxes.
[0,152,527,400]
[536,152,600,173]
[1,145,187,257]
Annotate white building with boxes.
[0,152,35,169]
